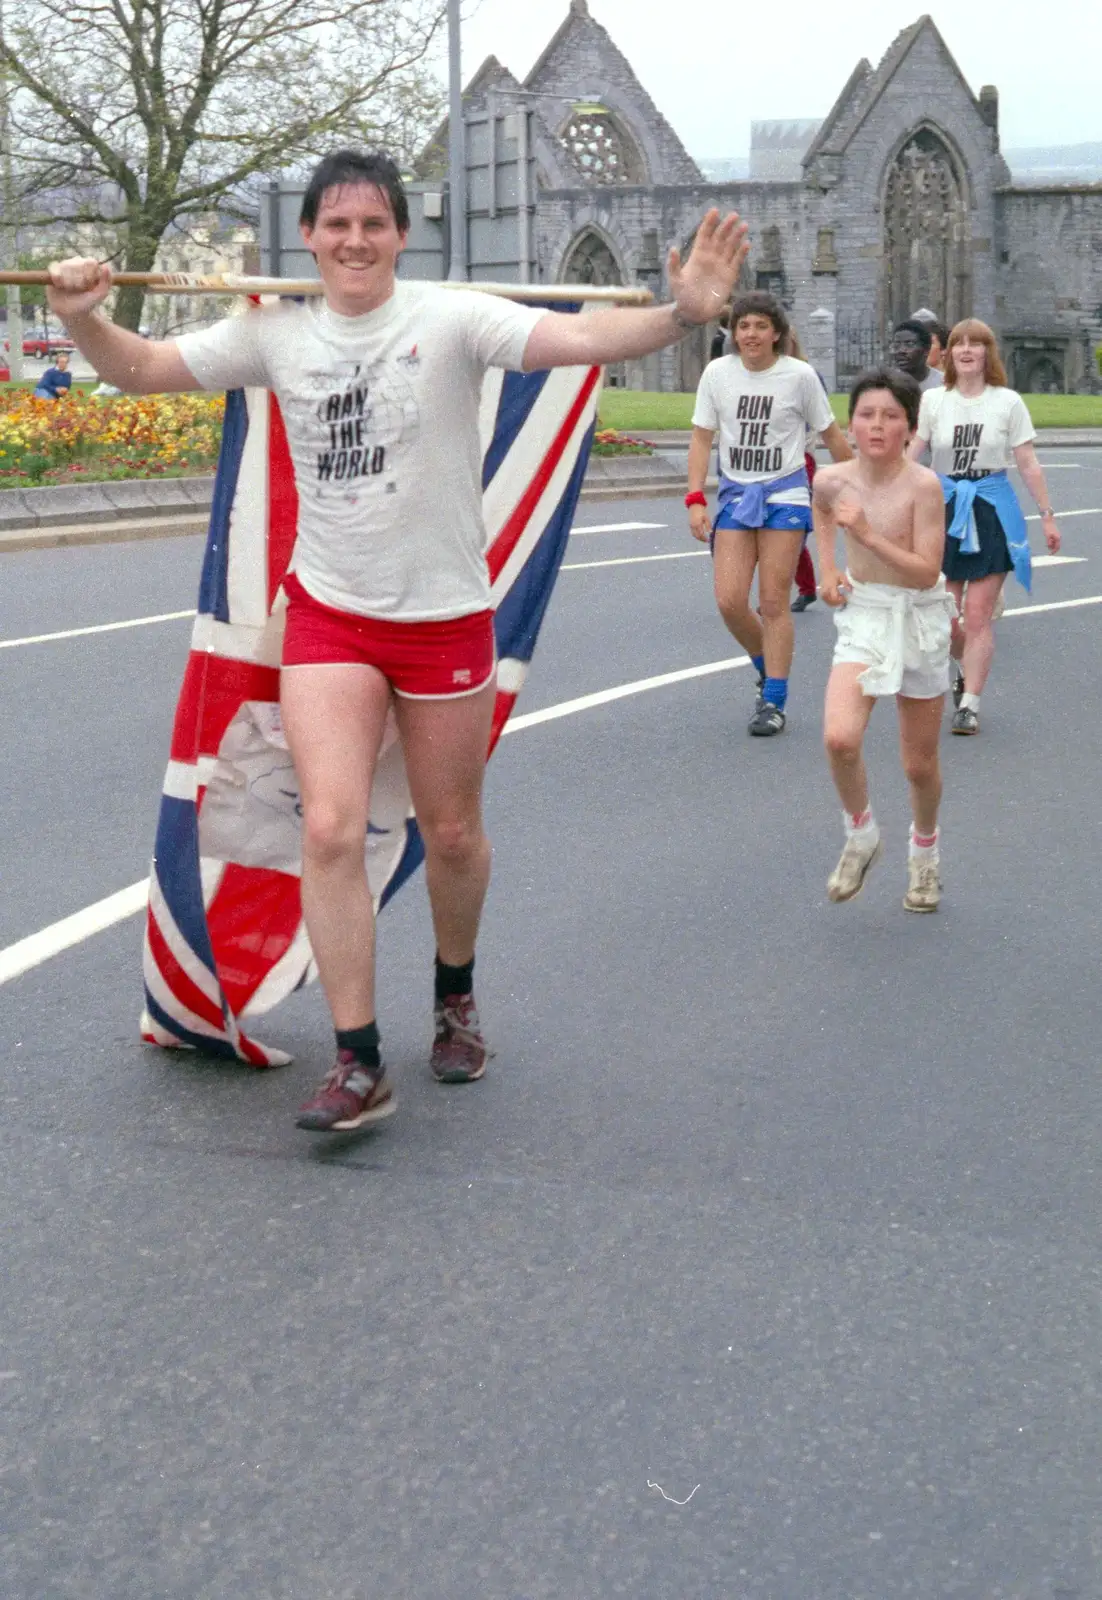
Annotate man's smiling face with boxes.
[300,182,408,315]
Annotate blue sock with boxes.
[763,676,788,710]
[751,654,765,679]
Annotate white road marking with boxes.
[1003,594,1102,618]
[570,520,667,536]
[0,653,751,985]
[0,881,149,986]
[503,654,749,733]
[562,550,706,572]
[0,610,195,650]
[1025,507,1100,521]
[5,582,1102,986]
[1031,554,1086,567]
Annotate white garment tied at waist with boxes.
[841,574,956,698]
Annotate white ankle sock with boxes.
[844,808,879,842]
[909,824,940,860]
[960,691,981,713]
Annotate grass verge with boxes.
[597,389,1102,432]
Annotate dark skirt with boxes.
[942,488,1013,583]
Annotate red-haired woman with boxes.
[909,319,1060,734]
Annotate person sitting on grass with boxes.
[32,350,72,401]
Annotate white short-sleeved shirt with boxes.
[175,283,544,620]
[691,354,835,504]
[918,384,1035,480]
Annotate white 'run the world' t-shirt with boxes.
[691,353,835,504]
[175,283,545,620]
[917,383,1035,480]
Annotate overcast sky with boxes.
[454,0,1102,154]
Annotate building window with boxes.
[883,128,970,331]
[560,108,645,185]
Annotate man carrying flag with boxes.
[47,148,749,1133]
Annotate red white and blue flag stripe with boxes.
[141,307,600,1066]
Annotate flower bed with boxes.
[590,426,654,457]
[0,389,225,489]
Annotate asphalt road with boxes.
[2,461,1102,1599]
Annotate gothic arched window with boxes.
[561,229,622,287]
[883,128,971,333]
[560,109,645,185]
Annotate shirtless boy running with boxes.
[813,367,954,913]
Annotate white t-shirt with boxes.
[175,283,545,620]
[692,354,835,504]
[918,384,1035,480]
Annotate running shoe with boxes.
[431,994,489,1084]
[904,856,941,913]
[791,593,816,613]
[827,831,883,902]
[295,1051,396,1132]
[748,702,786,736]
[952,667,965,709]
[951,706,979,735]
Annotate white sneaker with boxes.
[904,855,941,913]
[827,831,882,902]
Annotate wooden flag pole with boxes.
[0,270,654,306]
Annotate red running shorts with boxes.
[282,573,496,700]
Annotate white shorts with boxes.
[832,576,955,700]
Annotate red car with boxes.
[1,336,77,358]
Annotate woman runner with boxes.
[909,320,1061,734]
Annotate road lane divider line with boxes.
[0,610,195,650]
[1024,507,1100,521]
[0,880,149,986]
[0,653,751,986]
[570,521,667,536]
[1003,594,1102,618]
[562,550,706,571]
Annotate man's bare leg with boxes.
[395,679,498,1084]
[711,527,764,660]
[394,680,497,966]
[281,662,392,1029]
[823,663,881,902]
[897,692,945,911]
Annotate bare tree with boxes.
[1,0,446,328]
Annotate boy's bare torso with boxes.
[816,458,939,587]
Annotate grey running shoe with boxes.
[827,831,883,902]
[791,592,816,613]
[904,855,941,913]
[951,706,979,735]
[748,702,786,737]
[952,667,965,709]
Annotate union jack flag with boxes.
[140,304,600,1066]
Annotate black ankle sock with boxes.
[435,954,474,1001]
[335,1021,381,1069]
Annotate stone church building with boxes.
[420,1,1101,394]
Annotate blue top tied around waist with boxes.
[717,466,809,527]
[939,470,1032,593]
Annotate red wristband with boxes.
[685,491,707,508]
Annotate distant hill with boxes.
[694,143,1102,186]
[696,156,750,182]
[1004,141,1102,183]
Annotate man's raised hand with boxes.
[668,209,750,327]
[46,258,114,322]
